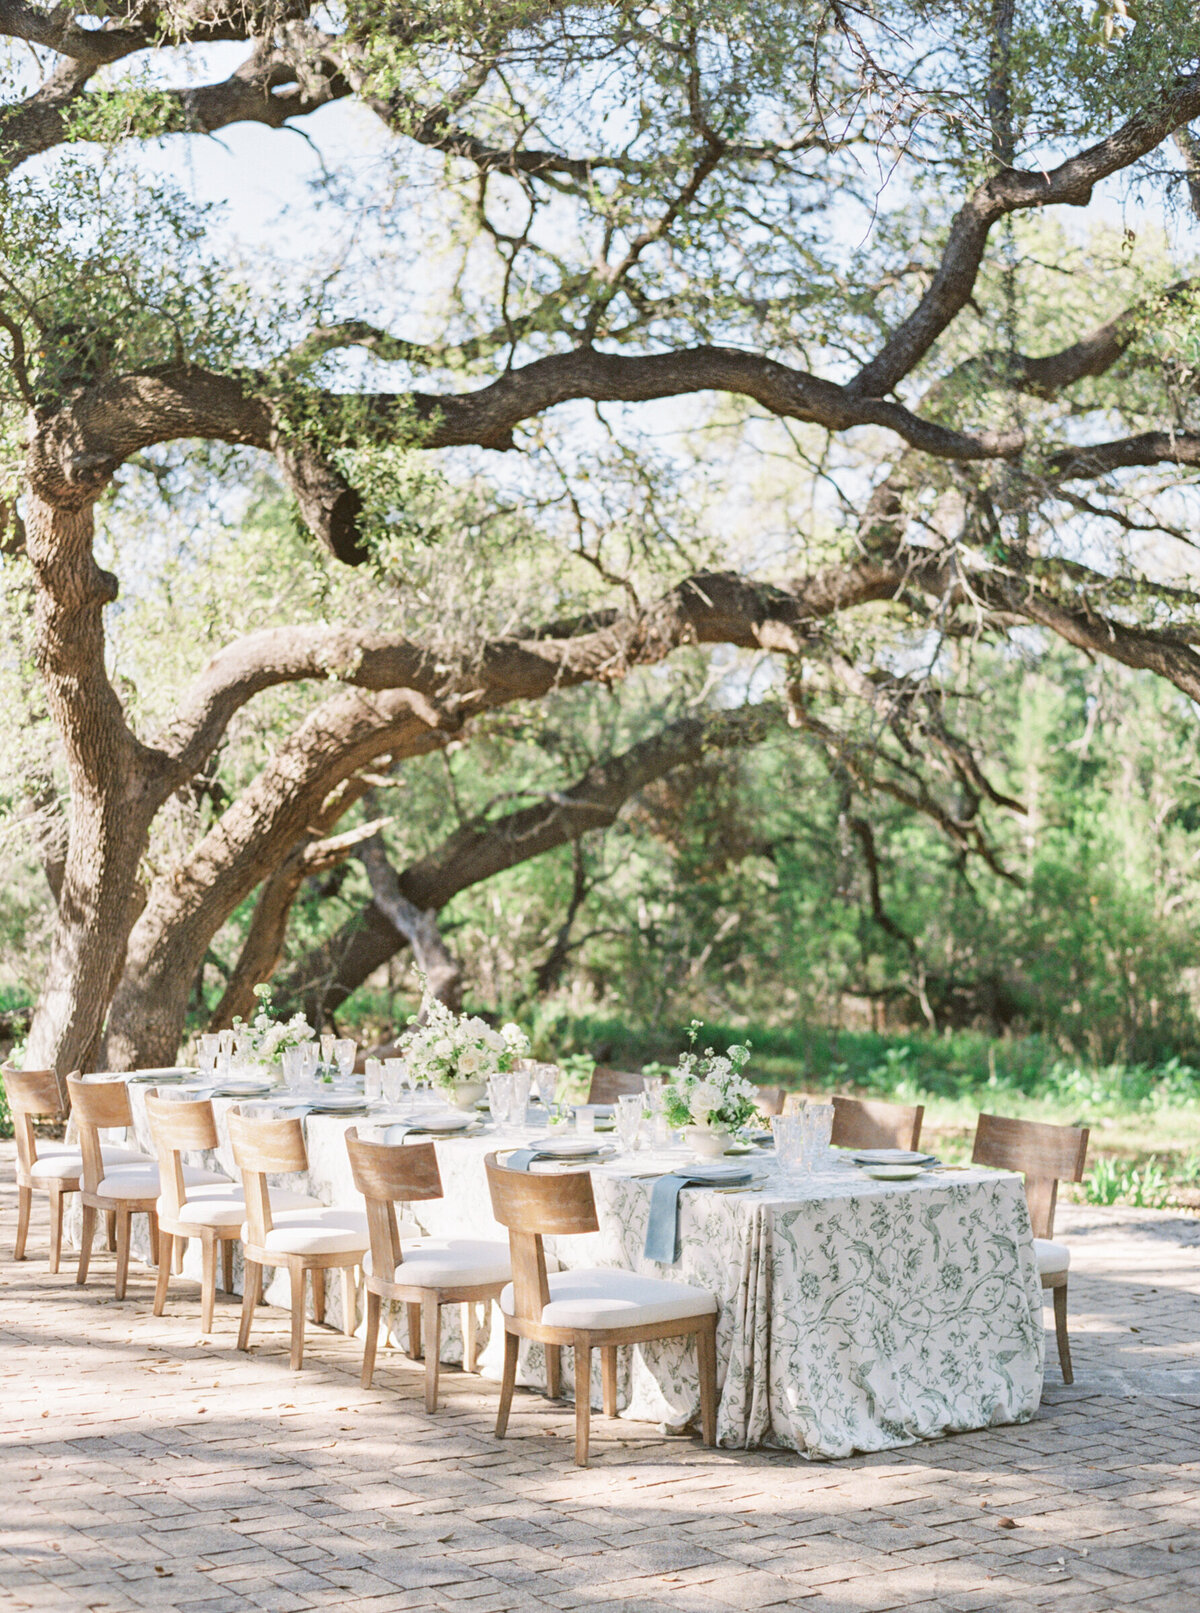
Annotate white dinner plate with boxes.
[852,1149,937,1166]
[526,1136,608,1158]
[407,1111,475,1133]
[686,1161,752,1182]
[861,1163,926,1181]
[212,1080,275,1098]
[306,1092,369,1112]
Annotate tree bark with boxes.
[21,492,167,1073]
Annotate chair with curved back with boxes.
[345,1128,511,1411]
[971,1112,1090,1383]
[3,1064,145,1271]
[229,1109,369,1371]
[586,1067,644,1104]
[831,1094,925,1153]
[484,1151,719,1466]
[753,1086,787,1118]
[145,1093,251,1332]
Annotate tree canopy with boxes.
[6,2,1200,1073]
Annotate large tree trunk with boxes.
[22,492,165,1074]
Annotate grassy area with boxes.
[534,1013,1200,1212]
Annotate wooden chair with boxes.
[2,1064,146,1271]
[69,1073,206,1298]
[972,1112,1090,1384]
[345,1128,511,1411]
[145,1094,249,1332]
[831,1094,925,1152]
[229,1110,369,1370]
[586,1067,644,1104]
[484,1152,719,1466]
[753,1085,787,1118]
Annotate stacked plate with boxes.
[526,1135,612,1160]
[852,1147,938,1181]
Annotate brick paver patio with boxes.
[1,1141,1197,1613]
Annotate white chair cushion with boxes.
[500,1266,717,1330]
[365,1238,511,1289]
[1035,1238,1070,1277]
[158,1184,320,1231]
[94,1163,226,1201]
[29,1145,149,1182]
[245,1206,369,1258]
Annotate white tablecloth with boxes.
[106,1084,1043,1458]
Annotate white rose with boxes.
[434,1038,454,1058]
[458,1046,482,1075]
[691,1080,722,1122]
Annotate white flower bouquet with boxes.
[405,990,529,1096]
[663,1023,757,1136]
[230,985,314,1069]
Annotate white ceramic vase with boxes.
[684,1124,730,1159]
[447,1080,487,1110]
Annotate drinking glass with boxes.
[320,1033,336,1070]
[333,1037,357,1088]
[615,1093,643,1153]
[301,1041,321,1082]
[364,1057,383,1104]
[383,1057,407,1107]
[575,1104,596,1138]
[217,1028,235,1057]
[282,1045,306,1092]
[511,1068,532,1128]
[804,1102,834,1170]
[643,1078,668,1147]
[197,1032,220,1076]
[773,1113,806,1184]
[488,1074,514,1128]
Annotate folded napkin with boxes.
[505,1144,607,1172]
[383,1120,477,1142]
[644,1165,754,1264]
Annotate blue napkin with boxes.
[644,1167,753,1264]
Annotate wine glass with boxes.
[488,1074,514,1129]
[217,1028,235,1057]
[333,1037,357,1089]
[531,1061,558,1115]
[197,1033,220,1077]
[320,1032,336,1071]
[301,1041,321,1083]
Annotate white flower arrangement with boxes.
[405,988,529,1093]
[663,1022,756,1134]
[230,985,314,1068]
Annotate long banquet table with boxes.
[105,1081,1044,1460]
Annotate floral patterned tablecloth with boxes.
[111,1086,1043,1459]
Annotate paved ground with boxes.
[1,1142,1198,1613]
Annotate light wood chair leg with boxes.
[311,1265,326,1325]
[362,1290,381,1388]
[406,1302,423,1358]
[200,1234,217,1333]
[697,1318,718,1446]
[1053,1281,1073,1385]
[574,1341,592,1466]
[48,1185,65,1274]
[422,1299,441,1413]
[105,1210,117,1251]
[147,1212,159,1269]
[114,1211,132,1300]
[340,1266,356,1336]
[14,1184,31,1262]
[221,1238,234,1294]
[76,1203,97,1286]
[462,1301,478,1374]
[545,1342,562,1399]
[289,1263,307,1370]
[495,1329,518,1438]
[153,1233,174,1316]
[601,1345,618,1418]
[237,1260,261,1352]
[174,1237,186,1274]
